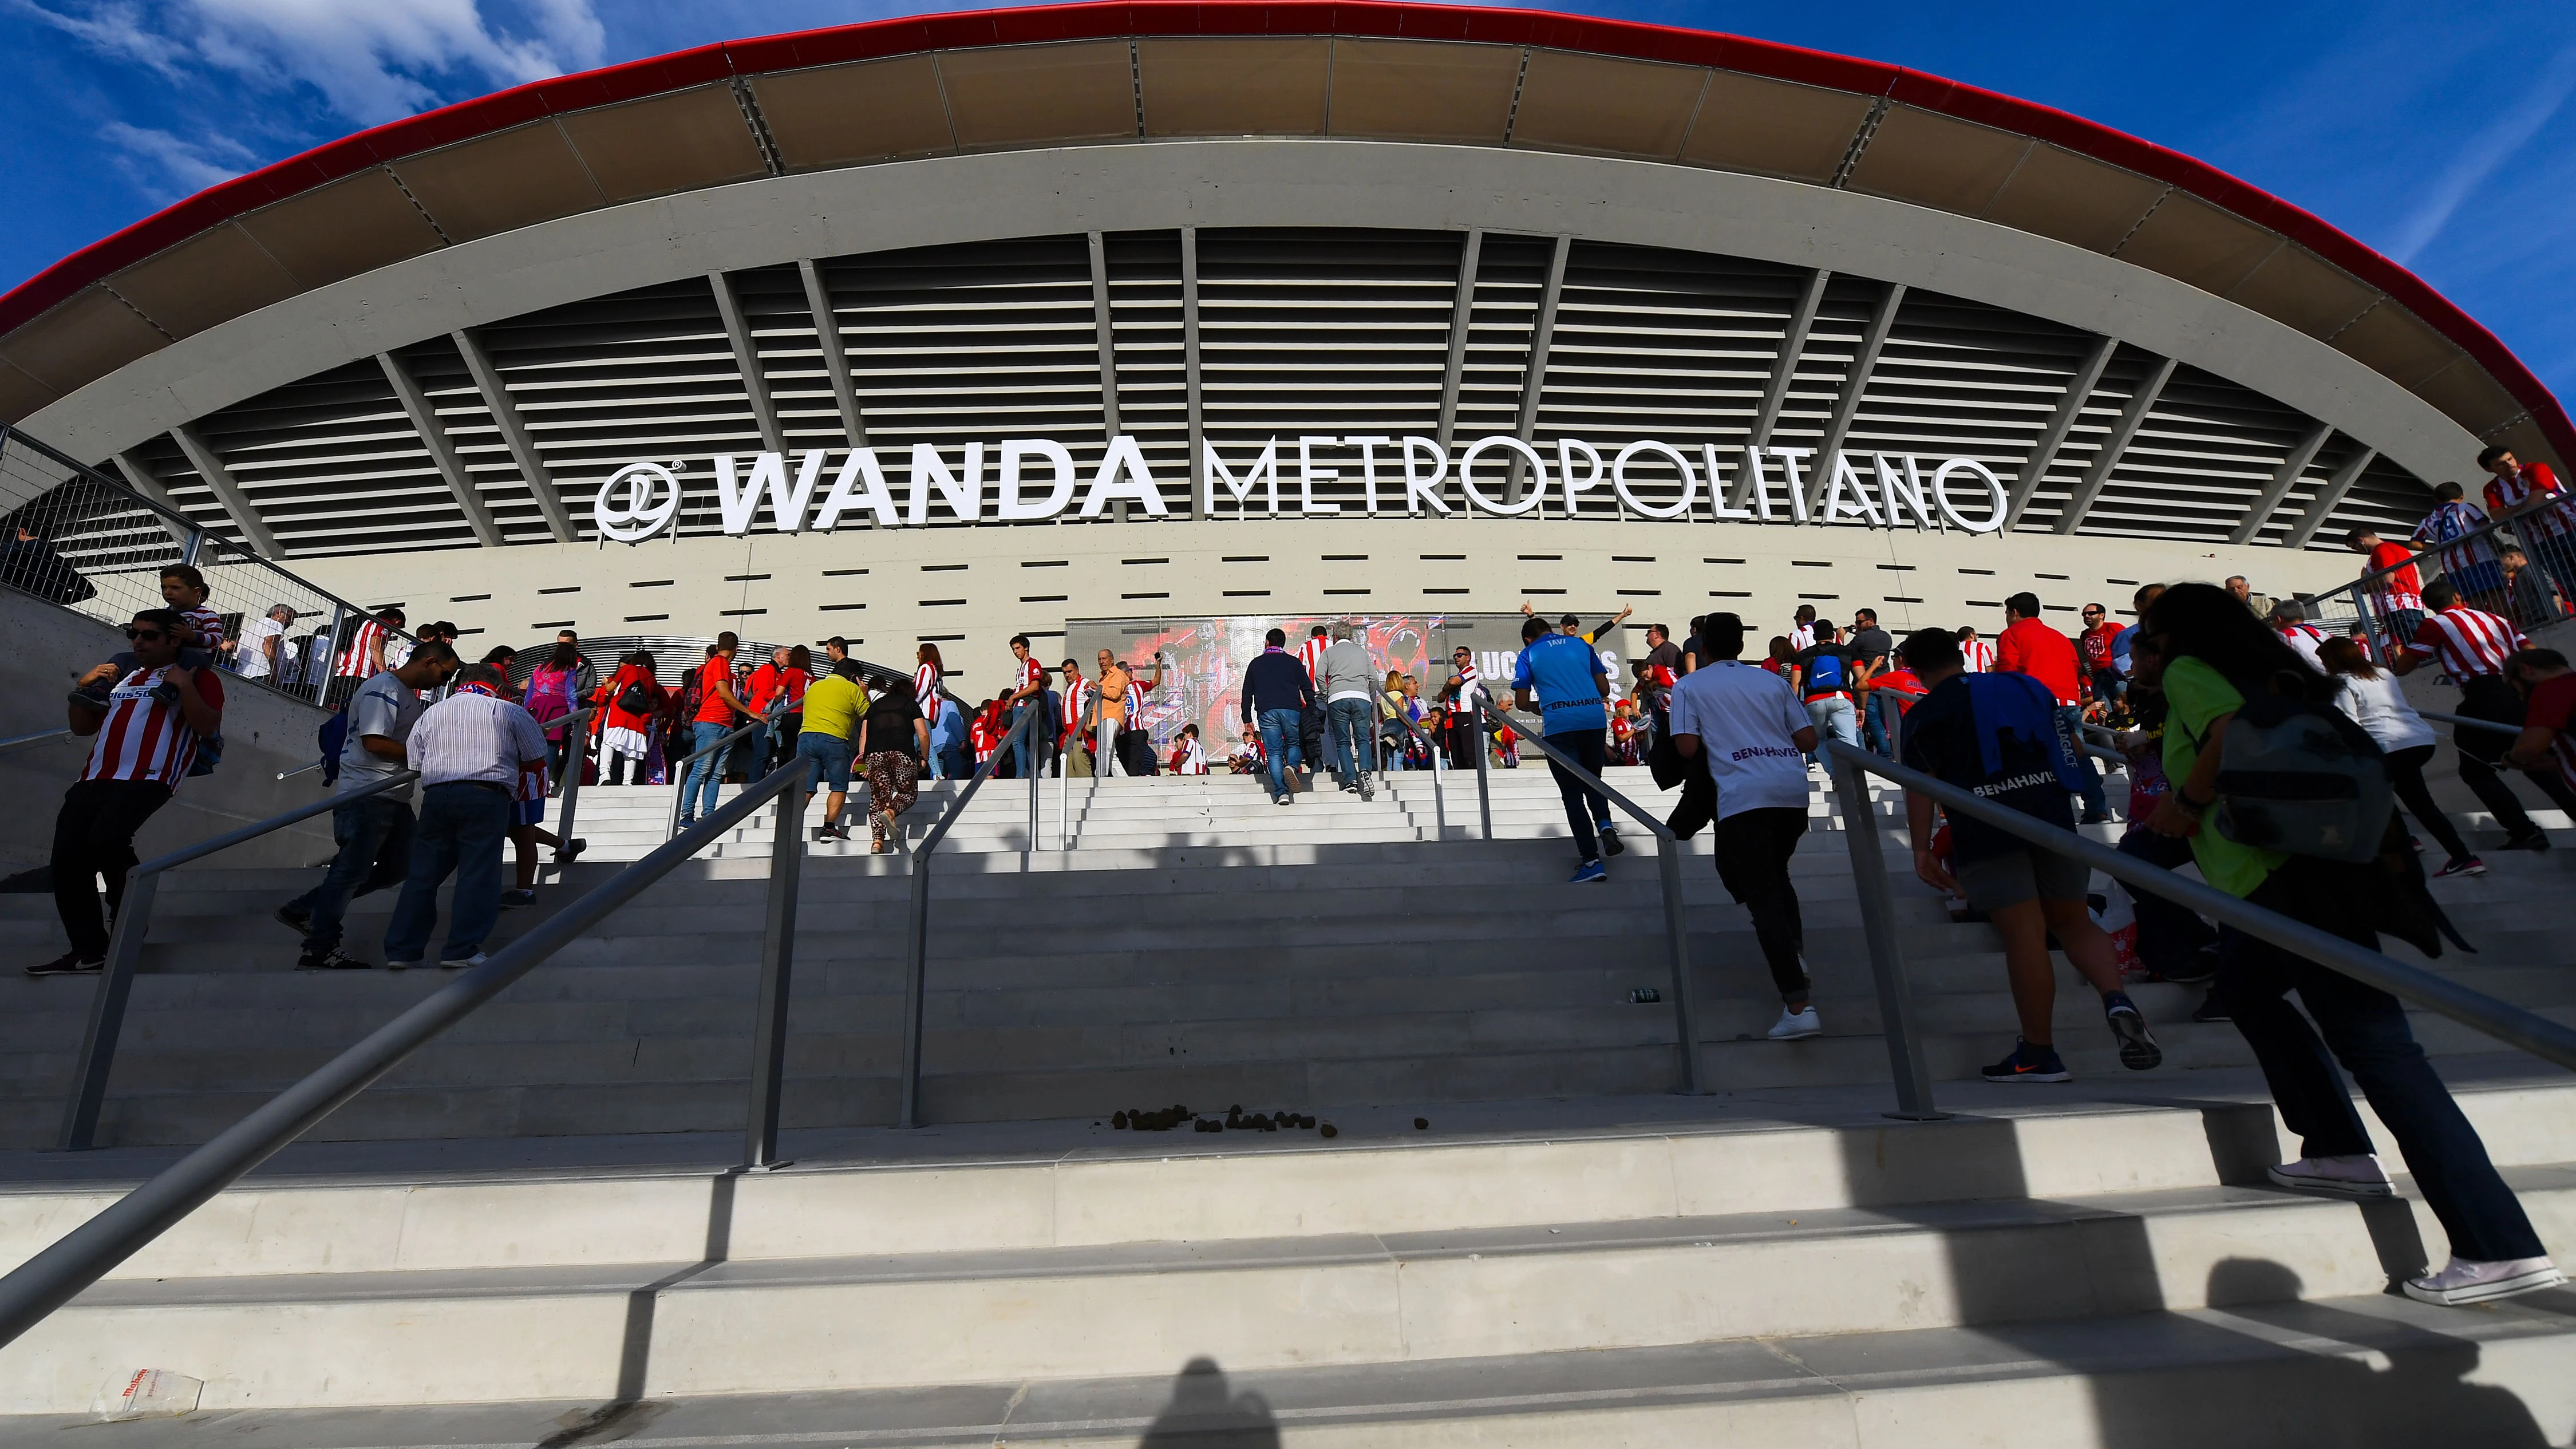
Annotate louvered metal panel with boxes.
[1195,227,1456,517]
[2081,365,2317,543]
[97,225,2442,558]
[388,336,556,545]
[819,236,1108,524]
[1531,244,1824,518]
[1846,294,2106,531]
[1102,231,1187,511]
[473,278,766,541]
[1451,234,1552,455]
[171,358,477,557]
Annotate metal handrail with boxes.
[664,717,769,839]
[57,767,421,1150]
[536,705,597,882]
[2421,709,2524,737]
[1824,740,2576,1123]
[2,760,811,1347]
[1380,704,1448,836]
[1477,702,1706,1096]
[899,704,1037,1127]
[2317,498,2540,611]
[0,726,76,755]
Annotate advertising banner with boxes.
[1061,613,1624,753]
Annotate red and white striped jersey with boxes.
[2485,462,2572,540]
[335,619,386,678]
[175,603,223,653]
[1059,677,1088,732]
[1125,678,1150,719]
[915,662,941,704]
[1298,636,1327,684]
[2278,622,2330,671]
[1014,656,1044,698]
[2407,606,2526,679]
[1962,638,1996,673]
[81,665,221,787]
[2364,540,2423,614]
[1448,665,1483,720]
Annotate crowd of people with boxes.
[21,444,2576,1310]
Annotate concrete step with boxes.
[9,1301,2567,1448]
[2,1073,2570,1414]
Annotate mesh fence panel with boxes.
[0,425,379,708]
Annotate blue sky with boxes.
[6,0,2573,402]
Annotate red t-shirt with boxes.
[1995,618,2080,707]
[1869,667,1929,717]
[2524,673,2576,798]
[2078,622,2120,672]
[693,657,739,724]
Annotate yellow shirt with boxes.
[800,674,867,741]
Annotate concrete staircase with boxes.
[3,765,2573,1443]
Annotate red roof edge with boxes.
[5,0,2563,460]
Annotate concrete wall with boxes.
[286,515,2368,695]
[1,591,337,874]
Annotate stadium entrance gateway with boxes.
[591,437,2012,543]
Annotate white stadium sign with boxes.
[590,435,2010,543]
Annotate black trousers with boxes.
[1710,806,1811,999]
[2384,741,2472,863]
[52,778,173,959]
[2453,675,2576,835]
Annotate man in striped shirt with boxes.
[2346,528,2426,652]
[1957,626,1996,674]
[380,663,549,970]
[331,607,405,709]
[2481,446,2576,606]
[2413,484,2508,617]
[32,609,224,976]
[2389,579,2576,848]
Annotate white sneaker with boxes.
[1767,1006,1822,1041]
[437,952,488,970]
[2402,1255,2566,1306]
[2266,1155,2395,1199]
[384,958,422,972]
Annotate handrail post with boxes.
[316,604,344,707]
[1429,728,1447,837]
[742,768,805,1169]
[1472,704,1494,841]
[57,870,159,1151]
[1827,743,1949,1121]
[1058,724,1069,851]
[898,846,933,1129]
[1654,822,1706,1095]
[550,710,590,883]
[1027,708,1040,866]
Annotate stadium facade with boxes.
[2,1,2567,689]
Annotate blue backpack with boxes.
[317,706,351,786]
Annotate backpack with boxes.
[526,663,576,721]
[615,677,654,716]
[318,706,351,787]
[2210,685,2394,864]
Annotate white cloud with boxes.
[2384,44,2576,264]
[98,119,257,196]
[22,0,609,127]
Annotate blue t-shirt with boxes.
[2110,624,2140,676]
[1511,633,1609,735]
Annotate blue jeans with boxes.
[1006,701,1048,779]
[1862,692,1898,759]
[1805,695,1859,751]
[287,793,416,953]
[682,721,731,820]
[798,731,852,794]
[2059,704,2109,818]
[2221,866,2543,1264]
[1257,708,1304,798]
[383,782,512,963]
[1326,698,1374,780]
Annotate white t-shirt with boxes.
[235,616,284,679]
[2334,672,2435,754]
[1665,659,1813,820]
